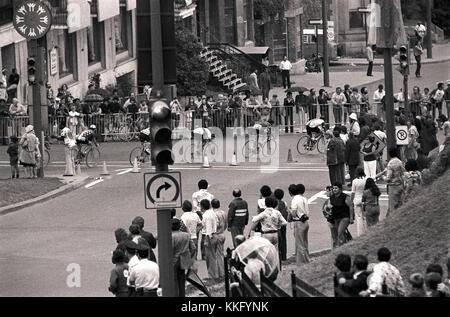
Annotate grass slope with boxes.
[277,170,450,297]
[0,178,64,208]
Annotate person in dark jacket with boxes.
[340,254,370,297]
[108,249,130,297]
[259,68,271,101]
[334,253,353,297]
[7,135,19,178]
[132,216,157,262]
[408,273,426,297]
[274,188,288,261]
[318,89,331,123]
[227,189,249,247]
[307,88,318,120]
[284,92,295,133]
[420,116,439,155]
[345,132,361,185]
[114,228,129,255]
[109,96,126,113]
[327,130,342,185]
[335,130,347,186]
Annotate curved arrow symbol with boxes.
[156,182,171,199]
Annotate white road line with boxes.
[84,179,104,189]
[114,168,130,172]
[308,191,328,204]
[117,168,133,175]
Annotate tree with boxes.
[254,0,285,21]
[175,26,209,97]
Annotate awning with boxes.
[235,46,270,55]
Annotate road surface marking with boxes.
[84,179,104,189]
[114,168,130,172]
[117,168,133,175]
[308,191,328,204]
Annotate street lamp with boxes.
[357,7,371,47]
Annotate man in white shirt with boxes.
[288,184,310,264]
[279,56,292,89]
[331,87,346,124]
[180,200,202,246]
[200,199,219,279]
[373,84,385,118]
[192,179,214,212]
[128,240,159,297]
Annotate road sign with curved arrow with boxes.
[144,172,182,209]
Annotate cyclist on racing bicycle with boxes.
[76,125,98,155]
[306,117,326,146]
[139,127,151,154]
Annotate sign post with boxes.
[322,0,330,87]
[358,7,371,46]
[308,19,322,74]
[13,0,52,178]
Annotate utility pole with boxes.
[150,0,175,297]
[426,0,433,59]
[322,0,330,87]
[384,49,396,152]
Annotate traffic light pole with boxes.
[322,0,330,87]
[404,42,410,119]
[150,0,175,297]
[426,0,433,59]
[384,48,396,153]
[28,38,46,178]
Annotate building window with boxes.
[114,7,129,53]
[57,29,76,77]
[349,11,364,29]
[0,0,13,27]
[87,17,104,65]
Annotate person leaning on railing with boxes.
[318,89,331,124]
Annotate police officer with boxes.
[227,189,249,247]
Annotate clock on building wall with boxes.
[13,0,53,40]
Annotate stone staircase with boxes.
[200,47,247,92]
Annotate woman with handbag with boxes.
[362,178,381,227]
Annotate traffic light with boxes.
[397,45,409,76]
[27,57,36,85]
[149,98,174,165]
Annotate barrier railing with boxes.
[4,99,443,144]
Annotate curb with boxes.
[0,175,91,216]
[331,58,450,67]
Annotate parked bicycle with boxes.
[71,143,101,168]
[297,130,328,155]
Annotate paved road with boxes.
[1,60,447,297]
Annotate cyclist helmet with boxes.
[89,124,96,130]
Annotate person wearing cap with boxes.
[132,216,157,262]
[408,273,426,297]
[172,218,196,297]
[180,200,202,262]
[127,239,159,297]
[108,249,130,297]
[76,124,98,155]
[349,113,360,137]
[19,125,41,178]
[228,189,249,247]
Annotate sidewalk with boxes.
[0,174,90,215]
[271,70,385,95]
[330,43,450,66]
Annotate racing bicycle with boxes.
[71,143,101,168]
[297,130,328,154]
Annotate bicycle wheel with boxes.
[118,125,130,142]
[296,135,311,155]
[317,135,328,154]
[129,147,150,166]
[243,139,259,159]
[86,147,101,168]
[261,138,278,158]
[43,149,50,168]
